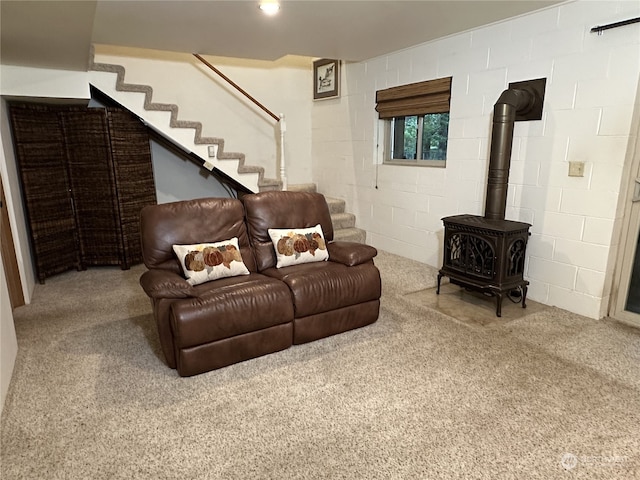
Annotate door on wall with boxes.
[612,125,640,325]
[1,178,25,309]
[625,223,640,314]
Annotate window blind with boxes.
[375,76,452,119]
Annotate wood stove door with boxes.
[444,231,496,280]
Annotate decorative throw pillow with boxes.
[172,237,250,285]
[268,224,329,268]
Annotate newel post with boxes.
[279,114,287,191]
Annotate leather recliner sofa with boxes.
[139,191,381,376]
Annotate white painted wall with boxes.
[92,46,314,187]
[149,140,233,204]
[0,65,91,99]
[311,0,640,319]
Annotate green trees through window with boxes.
[390,113,449,163]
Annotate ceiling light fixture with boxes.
[259,2,280,16]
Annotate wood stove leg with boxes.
[496,293,503,317]
[437,273,443,294]
[522,285,528,309]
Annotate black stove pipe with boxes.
[484,88,537,221]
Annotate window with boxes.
[376,76,452,167]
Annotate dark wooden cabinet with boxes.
[9,103,157,283]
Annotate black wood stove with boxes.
[437,79,545,317]
[438,215,530,317]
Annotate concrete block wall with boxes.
[311,0,640,319]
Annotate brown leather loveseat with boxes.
[139,191,381,376]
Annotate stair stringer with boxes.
[89,57,282,193]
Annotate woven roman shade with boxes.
[375,76,452,119]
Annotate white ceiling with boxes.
[1,0,564,71]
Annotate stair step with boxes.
[331,212,356,230]
[287,183,317,193]
[285,187,362,242]
[333,227,367,244]
[324,196,345,214]
[258,178,283,192]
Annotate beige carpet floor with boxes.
[1,250,639,479]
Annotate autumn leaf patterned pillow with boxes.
[173,237,250,285]
[268,224,329,268]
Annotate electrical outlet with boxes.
[568,161,585,177]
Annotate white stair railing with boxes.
[279,114,287,191]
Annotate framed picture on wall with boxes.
[313,58,340,100]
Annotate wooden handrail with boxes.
[193,53,280,122]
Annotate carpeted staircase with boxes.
[89,51,367,244]
[288,184,366,243]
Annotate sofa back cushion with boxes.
[243,191,334,271]
[140,197,257,273]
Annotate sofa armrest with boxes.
[327,241,377,267]
[140,269,197,299]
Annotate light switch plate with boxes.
[568,161,585,177]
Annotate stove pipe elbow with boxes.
[484,88,538,221]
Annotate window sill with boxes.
[383,160,446,168]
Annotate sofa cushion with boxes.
[140,198,257,274]
[327,241,378,267]
[173,237,250,285]
[262,261,381,318]
[170,274,294,348]
[243,191,334,271]
[268,224,329,268]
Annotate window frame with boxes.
[376,76,452,168]
[383,113,449,167]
